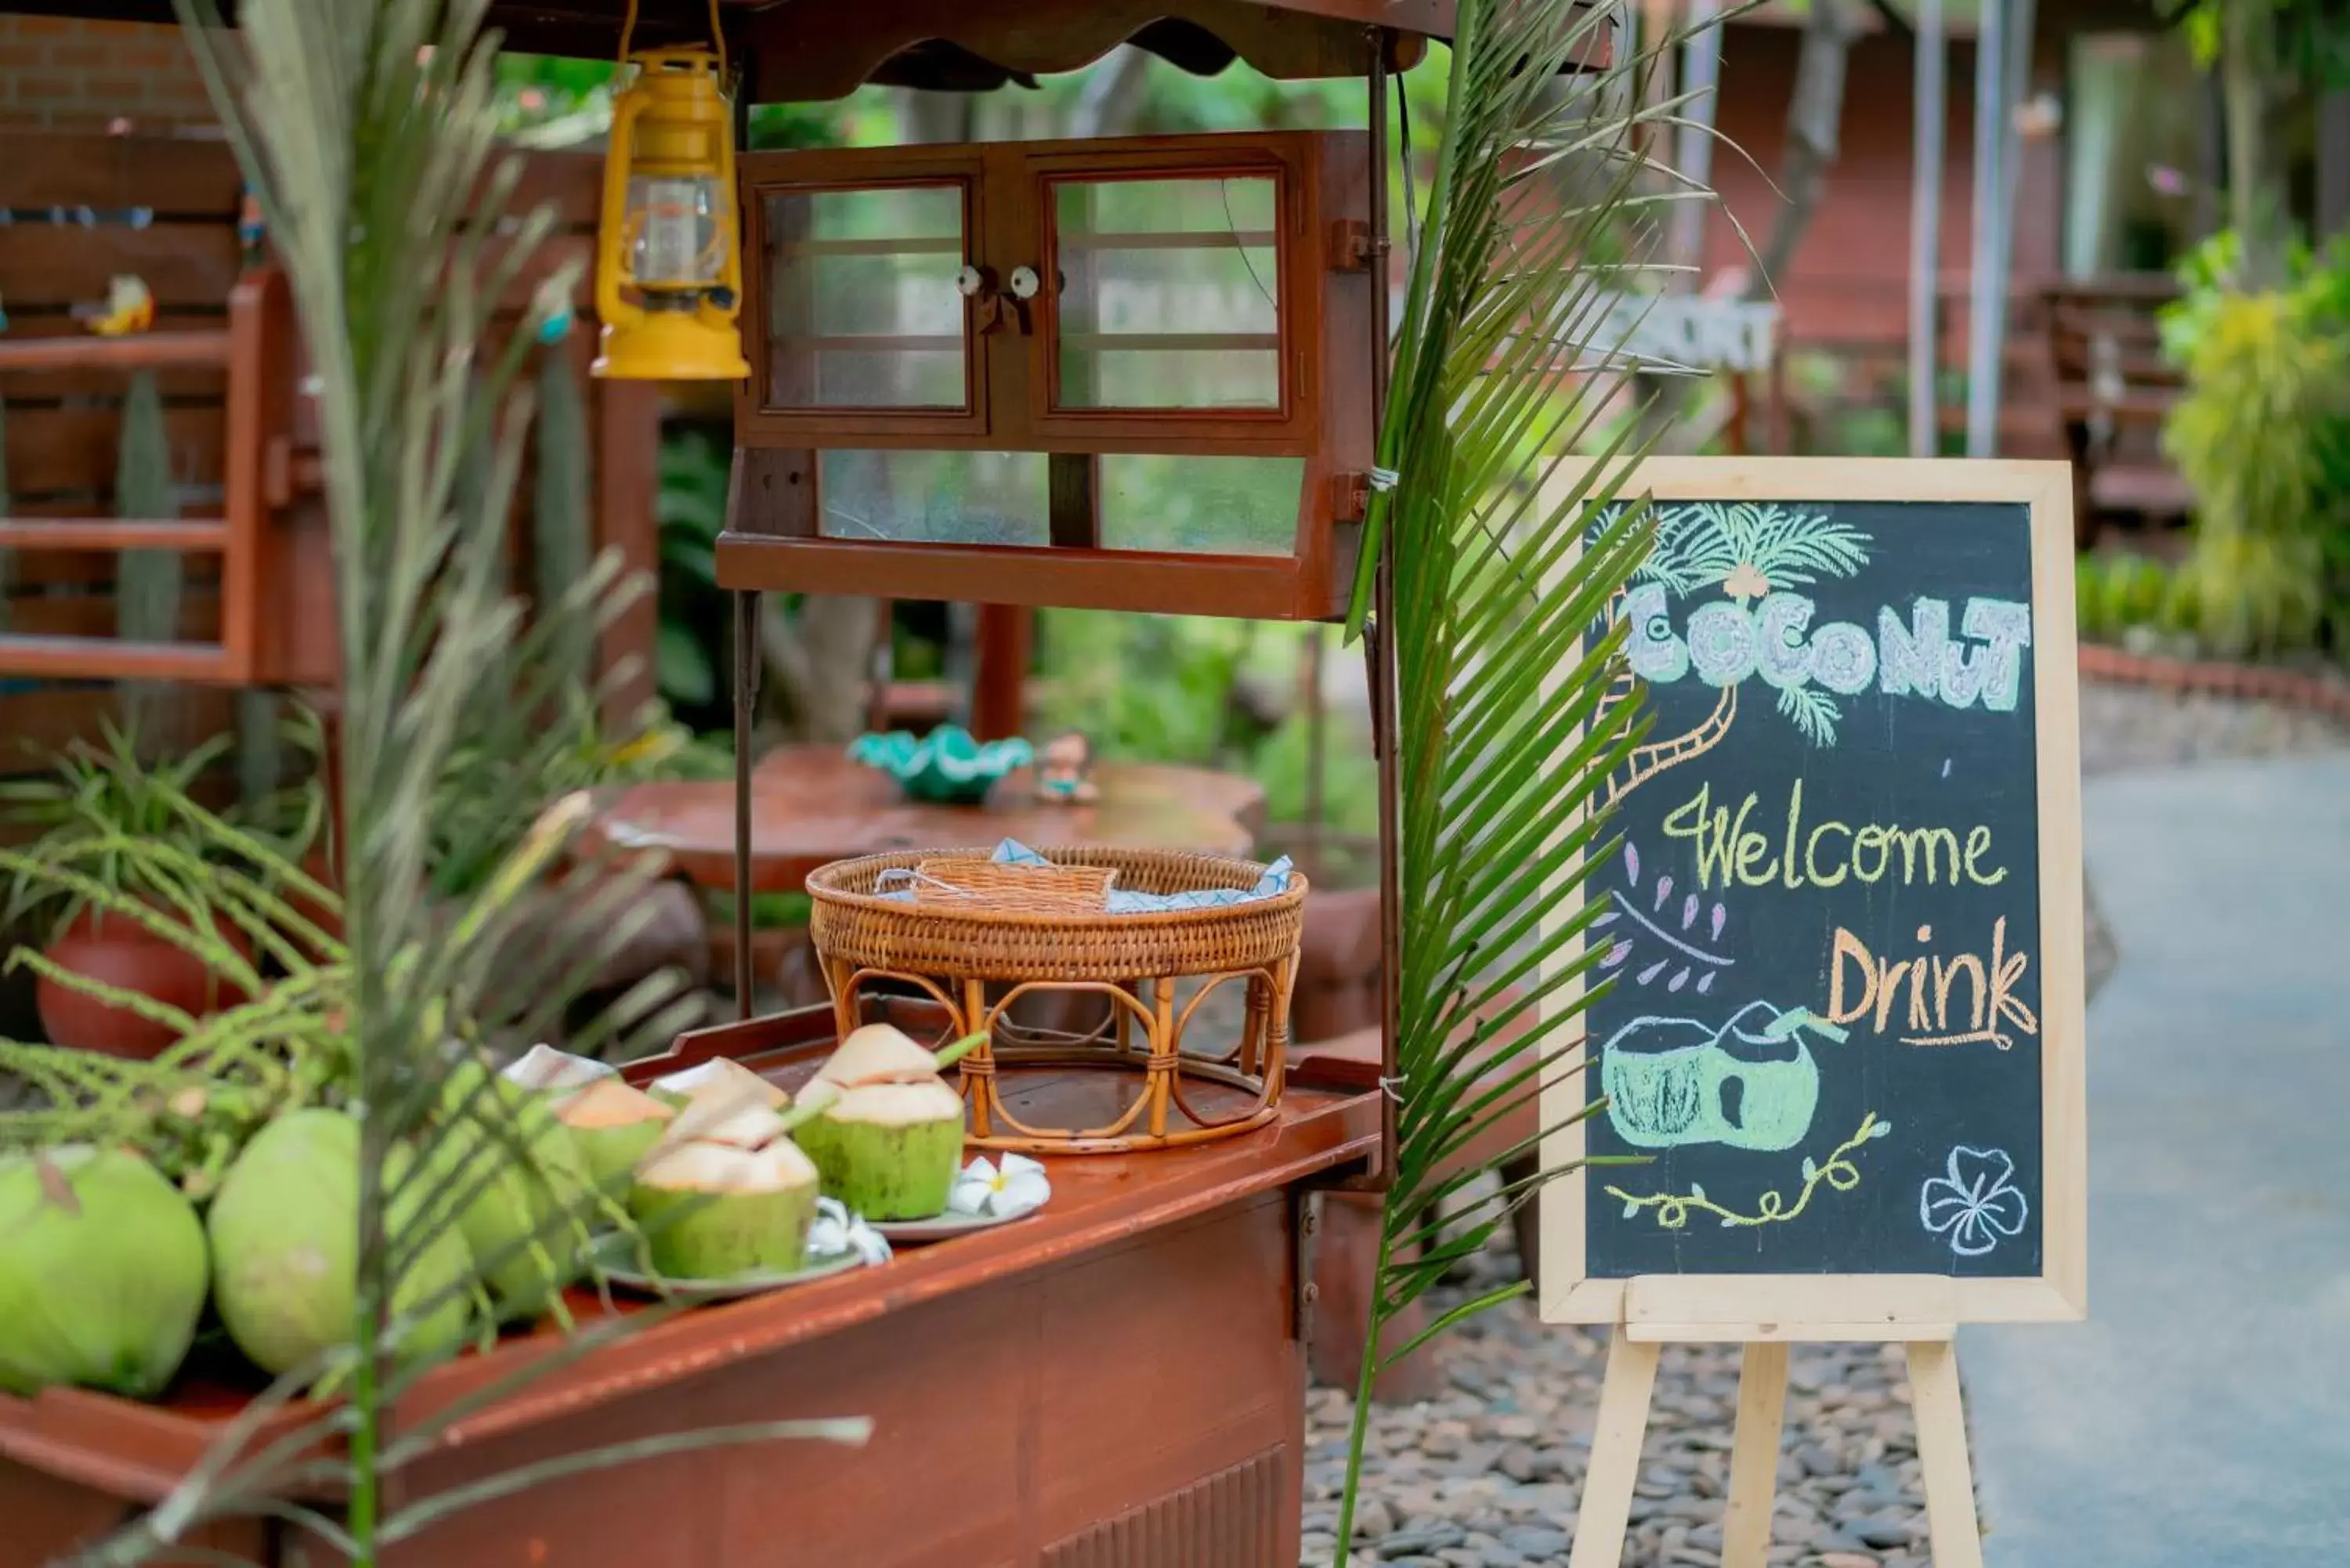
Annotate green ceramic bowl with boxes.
[848,724,1033,805]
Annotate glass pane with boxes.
[818,451,1049,547]
[1100,455,1302,557]
[1053,176,1282,412]
[765,184,967,409]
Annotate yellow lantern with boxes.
[592,12,750,382]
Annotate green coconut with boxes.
[796,1024,968,1221]
[629,1135,819,1281]
[502,1042,616,1097]
[558,1077,674,1197]
[435,1062,598,1324]
[206,1110,475,1378]
[648,1057,788,1116]
[0,1145,208,1398]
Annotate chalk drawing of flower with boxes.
[1918,1146,2030,1258]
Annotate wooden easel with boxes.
[1567,1313,1983,1568]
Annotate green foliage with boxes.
[427,695,717,899]
[2073,551,2193,645]
[1325,0,1707,1556]
[2161,0,2350,87]
[2160,235,2350,657]
[0,720,318,944]
[0,809,352,1201]
[654,426,728,710]
[704,889,812,931]
[31,3,877,1560]
[1034,612,1380,837]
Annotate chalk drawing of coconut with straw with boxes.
[1600,1002,1849,1153]
[1600,501,1871,806]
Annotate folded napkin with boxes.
[874,838,1292,912]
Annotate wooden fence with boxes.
[0,129,659,772]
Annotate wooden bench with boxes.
[2041,276,2194,548]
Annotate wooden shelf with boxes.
[0,518,231,552]
[0,331,232,374]
[0,634,231,683]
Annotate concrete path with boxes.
[1963,753,2350,1566]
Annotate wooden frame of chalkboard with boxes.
[1538,457,2087,1335]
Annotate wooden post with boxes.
[1571,1324,1985,1568]
[1719,1341,1789,1568]
[1910,1337,1987,1568]
[597,380,663,724]
[970,604,1030,741]
[1564,1334,1661,1568]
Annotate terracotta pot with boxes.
[35,907,253,1060]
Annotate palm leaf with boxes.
[44,3,873,1563]
[1329,4,1736,1559]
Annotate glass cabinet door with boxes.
[760,180,973,412]
[1047,173,1285,415]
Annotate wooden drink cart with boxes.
[0,2,1427,1562]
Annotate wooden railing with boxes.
[0,265,298,684]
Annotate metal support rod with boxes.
[1963,0,2007,458]
[1907,0,1945,458]
[732,588,760,1020]
[1367,27,1401,1188]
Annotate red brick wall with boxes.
[1702,24,2070,356]
[0,15,215,132]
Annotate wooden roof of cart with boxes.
[2,1,1460,93]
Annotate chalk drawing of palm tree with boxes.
[1602,501,1871,805]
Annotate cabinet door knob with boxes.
[956,263,991,298]
[1007,265,1042,301]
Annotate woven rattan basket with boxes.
[808,846,1307,1154]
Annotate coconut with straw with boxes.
[504,1045,675,1198]
[627,1084,826,1280]
[794,1024,974,1222]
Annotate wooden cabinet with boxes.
[720,132,1376,620]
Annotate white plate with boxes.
[872,1205,1043,1243]
[587,1233,866,1300]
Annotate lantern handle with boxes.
[594,84,649,333]
[617,0,728,75]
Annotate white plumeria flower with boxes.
[807,1197,892,1267]
[948,1153,1051,1219]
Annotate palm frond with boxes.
[41,2,873,1561]
[1774,680,1840,746]
[1330,3,1737,1560]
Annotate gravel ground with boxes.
[2077,681,2350,776]
[1302,679,2350,1568]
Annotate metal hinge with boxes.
[1332,219,1382,272]
[1331,470,1371,524]
[1291,1188,1323,1349]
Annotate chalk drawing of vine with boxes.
[1601,502,1872,803]
[1603,1112,1892,1230]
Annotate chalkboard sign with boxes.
[1541,460,2086,1330]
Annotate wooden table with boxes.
[0,1000,1377,1568]
[585,744,1269,893]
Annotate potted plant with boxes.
[0,724,257,1058]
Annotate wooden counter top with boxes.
[0,1004,1379,1505]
